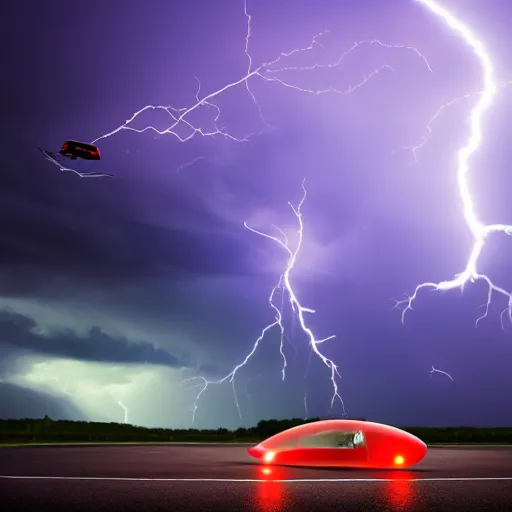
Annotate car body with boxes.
[248,419,427,469]
[59,140,100,160]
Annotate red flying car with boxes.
[248,419,427,469]
[59,140,101,161]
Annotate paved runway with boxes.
[1,444,512,511]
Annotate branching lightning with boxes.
[394,0,512,329]
[92,0,432,149]
[182,180,344,423]
[392,93,473,163]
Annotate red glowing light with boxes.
[263,451,275,463]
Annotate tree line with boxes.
[0,416,511,444]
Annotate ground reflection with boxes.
[251,464,421,511]
[380,471,417,509]
[253,466,286,512]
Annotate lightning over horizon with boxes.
[118,401,129,424]
[182,180,344,423]
[19,0,512,423]
[91,0,511,422]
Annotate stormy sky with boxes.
[2,0,512,429]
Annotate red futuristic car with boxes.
[248,419,427,469]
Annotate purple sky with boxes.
[1,0,512,429]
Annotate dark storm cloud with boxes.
[0,382,86,421]
[0,344,32,379]
[0,178,254,285]
[0,310,181,366]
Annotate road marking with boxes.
[0,476,511,483]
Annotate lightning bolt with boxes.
[429,365,454,382]
[182,180,343,423]
[304,393,309,420]
[395,0,512,328]
[118,400,129,424]
[175,156,207,174]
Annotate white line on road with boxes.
[1,476,512,483]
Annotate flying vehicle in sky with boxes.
[59,140,101,161]
[248,419,427,469]
[36,142,113,178]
